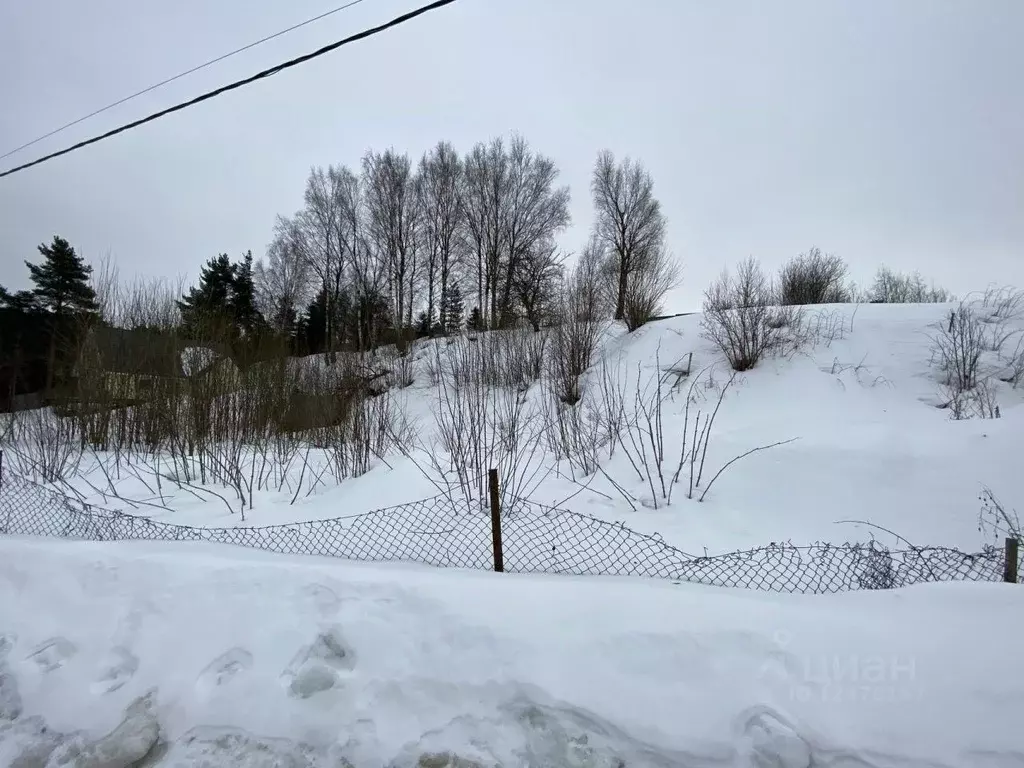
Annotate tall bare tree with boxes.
[299,165,354,359]
[418,141,464,334]
[460,138,508,328]
[460,134,570,329]
[498,134,571,327]
[255,216,313,332]
[590,151,667,321]
[514,238,565,332]
[362,149,421,349]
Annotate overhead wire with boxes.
[0,0,456,179]
[0,0,373,163]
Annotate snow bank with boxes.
[1,537,1022,766]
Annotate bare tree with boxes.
[299,165,356,359]
[418,142,464,335]
[590,151,667,322]
[255,216,313,332]
[460,138,508,328]
[459,134,570,329]
[513,238,565,332]
[362,149,421,350]
[497,134,571,327]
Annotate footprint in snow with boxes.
[297,582,342,617]
[26,637,77,673]
[282,627,355,700]
[0,632,15,660]
[195,647,253,699]
[91,645,139,695]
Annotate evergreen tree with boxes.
[0,286,40,313]
[466,304,483,333]
[26,236,98,316]
[441,286,465,335]
[415,309,433,337]
[24,236,97,393]
[231,251,263,338]
[178,254,236,336]
[300,290,328,355]
[179,252,267,351]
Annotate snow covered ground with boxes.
[11,301,1023,556]
[2,536,1023,767]
[2,299,1023,764]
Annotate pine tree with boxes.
[442,286,465,335]
[26,236,98,316]
[0,286,40,313]
[24,236,98,393]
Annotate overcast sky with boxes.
[1,0,1022,310]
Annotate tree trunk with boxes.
[615,260,628,321]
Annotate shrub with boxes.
[548,256,609,404]
[777,248,852,305]
[701,257,780,372]
[868,266,952,303]
[621,247,681,332]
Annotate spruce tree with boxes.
[231,251,263,338]
[466,304,483,334]
[442,286,465,335]
[178,254,236,335]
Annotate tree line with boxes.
[0,130,957,406]
[251,135,678,356]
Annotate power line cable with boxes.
[0,0,456,180]
[0,0,372,163]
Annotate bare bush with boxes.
[595,354,797,509]
[868,266,952,303]
[932,302,985,393]
[547,258,609,404]
[3,408,82,483]
[621,246,681,332]
[1001,335,1024,388]
[701,258,780,371]
[979,487,1020,546]
[777,248,852,305]
[415,337,548,511]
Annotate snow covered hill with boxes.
[11,300,1022,557]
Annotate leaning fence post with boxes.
[488,468,504,573]
[1004,537,1019,583]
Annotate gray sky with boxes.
[1,0,1022,311]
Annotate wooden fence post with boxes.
[1004,537,1019,583]
[488,468,504,573]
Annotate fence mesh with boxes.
[0,472,1017,593]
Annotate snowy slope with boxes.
[30,301,1023,558]
[2,537,1023,767]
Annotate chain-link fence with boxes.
[0,470,1018,593]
